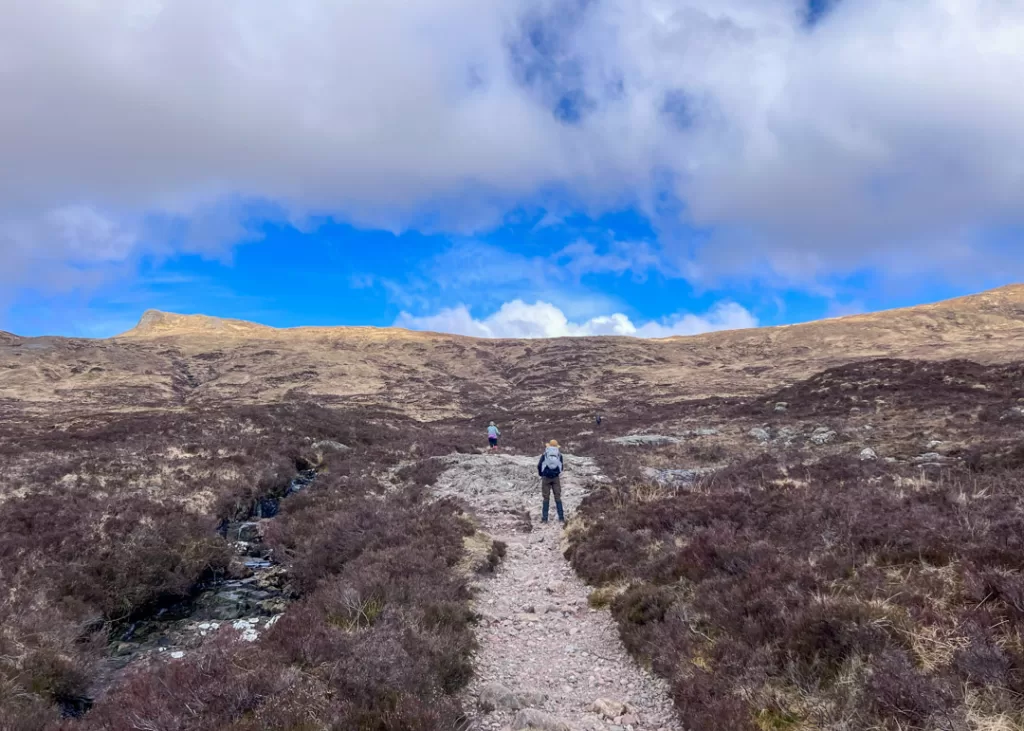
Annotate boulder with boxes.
[860,448,878,461]
[774,402,788,413]
[478,683,547,713]
[810,427,837,445]
[312,439,349,452]
[511,709,572,731]
[748,427,771,443]
[644,467,715,487]
[610,434,681,447]
[591,698,629,719]
[691,428,720,437]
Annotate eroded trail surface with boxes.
[436,454,680,731]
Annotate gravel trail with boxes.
[435,453,681,731]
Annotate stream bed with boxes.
[108,469,318,669]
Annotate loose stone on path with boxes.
[435,453,681,731]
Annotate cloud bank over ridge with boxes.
[396,300,758,338]
[3,0,1024,291]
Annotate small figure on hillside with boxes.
[595,413,603,427]
[537,440,565,524]
[487,422,501,450]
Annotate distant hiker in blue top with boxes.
[487,422,501,450]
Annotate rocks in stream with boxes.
[235,522,261,542]
[191,572,288,621]
[110,470,318,670]
[286,469,318,496]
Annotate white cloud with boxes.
[4,0,1024,287]
[395,299,756,338]
[634,302,760,337]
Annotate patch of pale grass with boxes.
[902,623,970,671]
[968,715,1024,731]
[629,481,674,504]
[966,688,1024,731]
[587,582,629,609]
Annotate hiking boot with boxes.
[541,500,550,523]
[555,500,565,522]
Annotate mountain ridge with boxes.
[116,283,1024,342]
[3,283,1024,417]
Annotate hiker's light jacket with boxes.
[487,425,500,439]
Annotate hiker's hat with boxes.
[489,421,495,426]
[548,439,559,447]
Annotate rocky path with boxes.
[435,453,681,731]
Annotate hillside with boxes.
[4,285,1024,730]
[3,284,1024,417]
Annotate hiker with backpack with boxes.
[537,440,565,524]
[487,422,501,450]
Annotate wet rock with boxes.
[748,427,771,443]
[591,698,629,719]
[226,559,255,579]
[860,447,878,461]
[511,708,573,731]
[235,522,261,542]
[232,618,261,642]
[255,497,279,518]
[286,470,318,495]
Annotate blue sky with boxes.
[6,208,1018,339]
[2,1,1023,338]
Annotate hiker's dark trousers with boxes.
[541,477,562,502]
